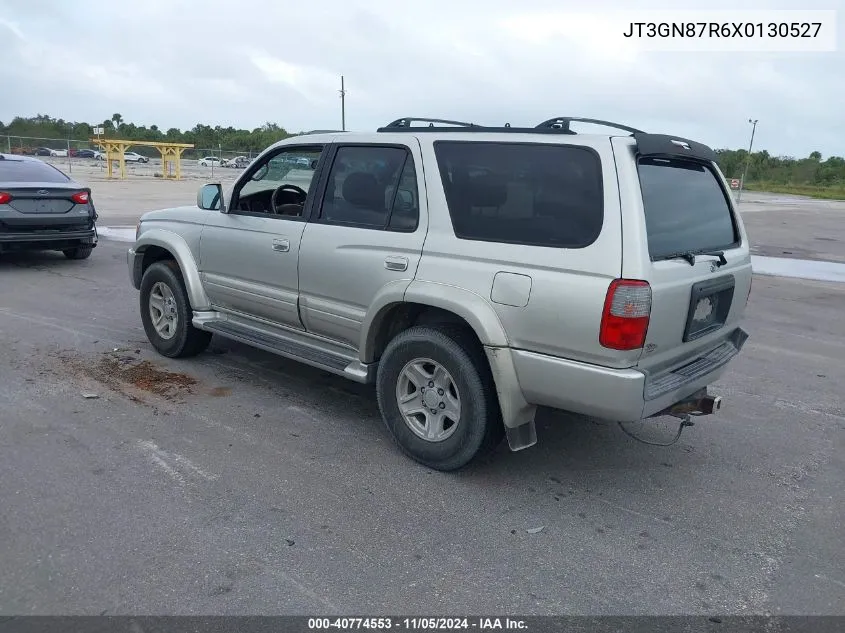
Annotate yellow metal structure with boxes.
[90,139,195,180]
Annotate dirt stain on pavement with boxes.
[55,349,197,405]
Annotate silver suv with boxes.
[128,116,751,471]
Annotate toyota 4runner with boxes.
[128,116,751,471]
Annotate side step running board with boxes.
[199,318,374,383]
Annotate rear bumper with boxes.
[511,327,748,422]
[0,228,97,250]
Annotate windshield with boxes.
[638,157,738,258]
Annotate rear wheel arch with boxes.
[363,291,536,435]
[361,283,509,365]
[364,301,505,366]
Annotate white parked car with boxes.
[123,152,149,163]
[199,156,222,167]
[49,149,68,157]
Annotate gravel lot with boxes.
[0,163,843,616]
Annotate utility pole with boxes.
[737,118,758,203]
[339,75,346,131]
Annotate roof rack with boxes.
[376,116,647,136]
[535,117,645,135]
[378,117,480,131]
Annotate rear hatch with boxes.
[613,135,752,376]
[0,184,94,232]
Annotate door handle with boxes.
[272,238,290,252]
[384,256,409,271]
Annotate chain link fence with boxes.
[3,135,262,163]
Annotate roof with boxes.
[0,153,38,163]
[259,116,717,163]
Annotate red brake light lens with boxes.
[599,279,652,350]
[71,191,89,204]
[0,192,11,204]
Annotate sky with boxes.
[0,0,842,158]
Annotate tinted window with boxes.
[320,146,419,231]
[433,141,603,248]
[638,158,738,258]
[0,159,71,183]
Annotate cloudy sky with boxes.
[1,0,842,157]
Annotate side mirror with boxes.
[197,183,224,211]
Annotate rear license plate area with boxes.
[683,274,735,342]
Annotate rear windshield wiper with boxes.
[654,250,727,267]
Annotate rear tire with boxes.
[139,261,211,358]
[376,325,504,471]
[63,246,93,260]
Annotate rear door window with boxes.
[433,141,604,248]
[0,159,71,183]
[637,158,738,259]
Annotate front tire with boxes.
[63,246,93,260]
[376,325,504,471]
[139,261,212,358]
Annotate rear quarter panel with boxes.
[415,134,628,368]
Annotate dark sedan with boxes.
[0,154,98,259]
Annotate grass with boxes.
[743,182,845,200]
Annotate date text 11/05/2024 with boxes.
[623,21,823,38]
[307,618,528,630]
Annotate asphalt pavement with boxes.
[0,239,843,616]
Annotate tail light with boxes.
[599,279,652,350]
[0,192,11,204]
[71,191,90,204]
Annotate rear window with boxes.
[433,141,604,248]
[638,158,738,258]
[0,159,71,183]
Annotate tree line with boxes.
[0,113,296,158]
[1,114,843,188]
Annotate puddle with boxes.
[97,226,136,242]
[752,256,845,283]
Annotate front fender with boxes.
[133,229,210,310]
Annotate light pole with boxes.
[737,118,758,202]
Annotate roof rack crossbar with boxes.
[535,117,645,135]
[379,117,478,130]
